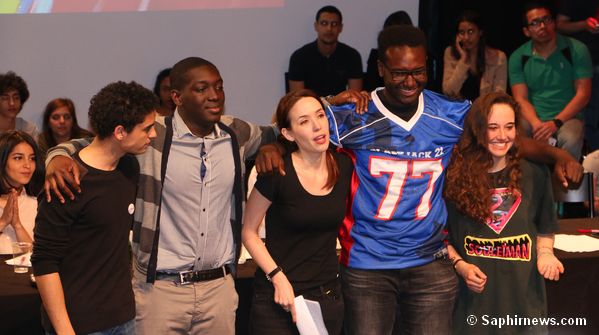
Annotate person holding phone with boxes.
[443,10,507,101]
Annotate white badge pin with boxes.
[128,203,135,215]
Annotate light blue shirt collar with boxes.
[172,108,223,140]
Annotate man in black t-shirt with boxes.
[288,5,363,96]
[32,81,158,335]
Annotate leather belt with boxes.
[156,264,232,285]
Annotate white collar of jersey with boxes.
[371,88,424,132]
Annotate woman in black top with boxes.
[242,89,353,334]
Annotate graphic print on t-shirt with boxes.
[486,187,521,234]
[463,234,532,261]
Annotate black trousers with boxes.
[249,279,344,335]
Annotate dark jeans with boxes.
[341,258,458,335]
[249,279,344,335]
[45,318,135,335]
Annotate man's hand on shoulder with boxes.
[44,156,81,203]
[255,143,286,176]
[328,89,370,114]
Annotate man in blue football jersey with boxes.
[258,25,581,334]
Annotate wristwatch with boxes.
[552,118,563,129]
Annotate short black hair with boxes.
[522,1,553,27]
[153,68,171,97]
[170,57,218,91]
[377,25,427,63]
[383,10,413,29]
[88,81,158,139]
[0,72,30,105]
[316,5,342,23]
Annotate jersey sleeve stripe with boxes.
[422,112,463,131]
[339,116,389,142]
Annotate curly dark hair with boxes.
[0,131,44,196]
[378,25,427,63]
[88,81,158,139]
[444,92,522,223]
[0,71,30,106]
[40,98,93,150]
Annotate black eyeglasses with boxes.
[381,62,427,82]
[528,16,553,28]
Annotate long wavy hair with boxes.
[444,92,522,223]
[275,89,339,190]
[0,131,44,196]
[450,10,486,77]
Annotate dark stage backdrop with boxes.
[419,0,557,93]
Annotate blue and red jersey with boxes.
[327,89,470,269]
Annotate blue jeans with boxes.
[341,259,458,335]
[46,319,135,335]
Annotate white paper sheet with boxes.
[294,295,328,335]
[554,234,599,253]
[4,251,32,267]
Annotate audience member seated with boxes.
[153,68,175,117]
[442,10,507,101]
[0,131,43,254]
[288,5,363,96]
[0,72,39,138]
[364,10,413,92]
[37,98,93,156]
[557,0,599,151]
[509,2,592,160]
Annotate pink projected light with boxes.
[0,0,284,14]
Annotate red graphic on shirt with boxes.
[486,187,521,234]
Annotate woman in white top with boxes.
[0,131,44,254]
